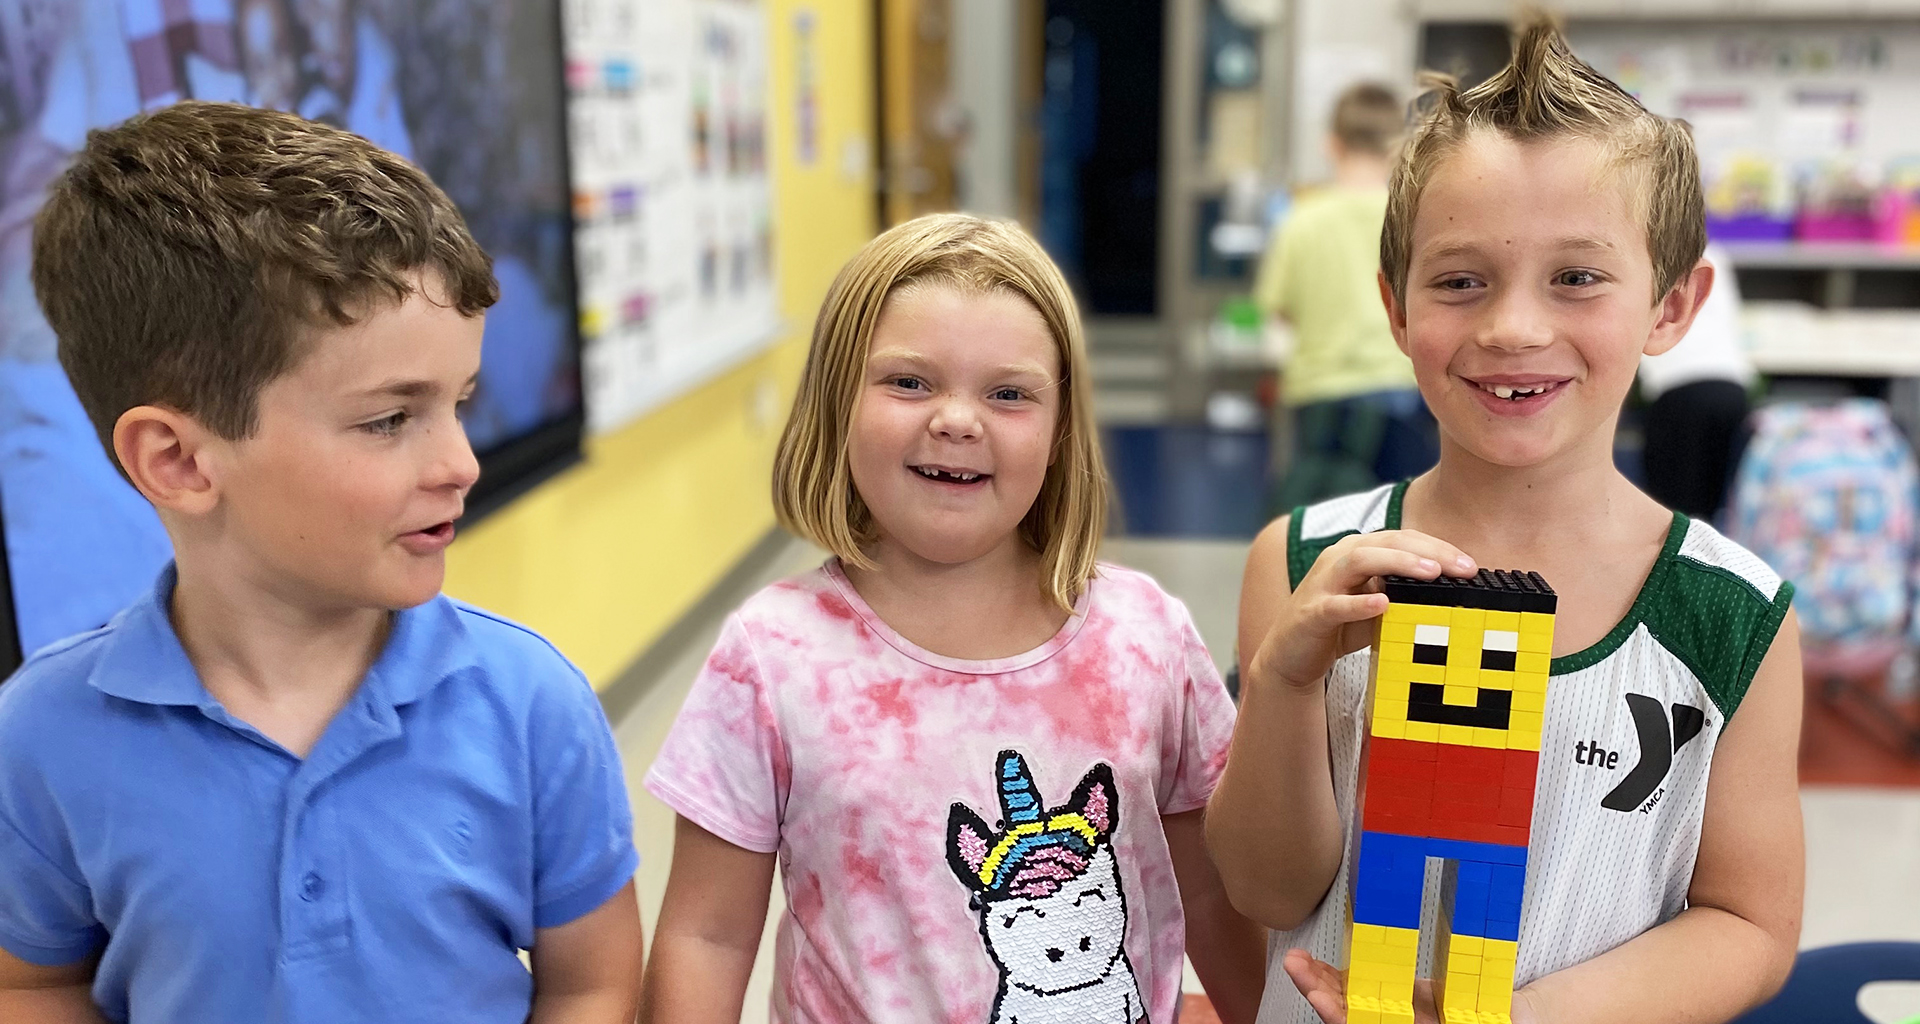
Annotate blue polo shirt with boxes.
[0,567,639,1024]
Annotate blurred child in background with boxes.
[1255,82,1435,511]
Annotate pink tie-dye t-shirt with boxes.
[646,560,1236,1024]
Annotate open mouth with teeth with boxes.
[913,465,989,485]
[1472,380,1567,402]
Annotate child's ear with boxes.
[113,405,221,516]
[1067,762,1119,839]
[1378,270,1411,357]
[947,803,995,891]
[1644,259,1715,358]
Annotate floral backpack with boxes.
[1724,399,1920,669]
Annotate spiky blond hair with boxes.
[1381,14,1705,304]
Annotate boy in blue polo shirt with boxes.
[0,102,643,1023]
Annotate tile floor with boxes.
[614,536,1920,1023]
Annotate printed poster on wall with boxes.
[565,0,779,434]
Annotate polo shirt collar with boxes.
[87,564,479,709]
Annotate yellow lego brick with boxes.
[1515,652,1551,674]
[1374,698,1409,721]
[1349,960,1389,983]
[1378,641,1415,665]
[1442,684,1479,707]
[1475,669,1515,690]
[1447,952,1482,976]
[1385,926,1419,947]
[1510,710,1544,734]
[1372,718,1407,740]
[1381,999,1417,1024]
[1480,938,1517,961]
[1443,992,1481,1016]
[1394,604,1455,627]
[1439,724,1475,746]
[1473,728,1509,749]
[1478,979,1514,1010]
[1380,619,1419,644]
[1380,975,1415,1000]
[1519,610,1554,638]
[1380,943,1419,968]
[1353,924,1386,945]
[1348,1000,1382,1024]
[1485,610,1520,631]
[1444,1010,1478,1024]
[1511,687,1545,712]
[1405,720,1440,743]
[1450,607,1486,633]
[1506,727,1541,753]
[1476,1013,1513,1024]
[1376,675,1411,701]
[1449,935,1483,955]
[1405,662,1447,685]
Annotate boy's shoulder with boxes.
[435,598,593,698]
[0,623,122,738]
[1285,483,1402,588]
[1664,516,1788,604]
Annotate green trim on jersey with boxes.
[1287,485,1793,722]
[1285,481,1409,590]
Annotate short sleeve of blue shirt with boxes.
[525,652,639,929]
[0,790,105,966]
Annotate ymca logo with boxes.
[1574,694,1706,812]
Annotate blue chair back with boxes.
[1736,943,1920,1024]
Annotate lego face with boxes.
[1371,603,1553,751]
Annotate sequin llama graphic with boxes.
[946,751,1146,1024]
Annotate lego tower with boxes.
[1345,569,1556,1024]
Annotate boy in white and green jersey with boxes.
[1207,17,1803,1024]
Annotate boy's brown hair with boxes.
[33,101,498,469]
[1380,15,1705,305]
[1331,82,1405,157]
[772,213,1109,614]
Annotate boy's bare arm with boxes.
[1207,518,1477,930]
[1166,809,1268,1024]
[639,816,776,1024]
[1521,612,1804,1024]
[529,880,645,1024]
[0,949,107,1024]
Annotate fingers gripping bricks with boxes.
[1347,570,1556,1024]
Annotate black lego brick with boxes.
[1381,568,1557,614]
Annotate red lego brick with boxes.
[1495,825,1530,845]
[1434,800,1499,824]
[1497,789,1534,828]
[1502,750,1540,791]
[1366,774,1437,806]
[1371,756,1439,782]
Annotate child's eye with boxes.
[890,376,928,392]
[991,387,1026,402]
[1557,270,1598,287]
[360,411,408,437]
[1437,276,1480,292]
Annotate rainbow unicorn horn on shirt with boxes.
[946,750,1148,1024]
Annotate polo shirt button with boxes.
[300,872,325,901]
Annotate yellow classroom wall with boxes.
[443,0,877,687]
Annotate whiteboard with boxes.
[565,0,780,434]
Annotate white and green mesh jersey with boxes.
[1255,482,1795,1024]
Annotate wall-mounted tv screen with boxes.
[0,0,584,674]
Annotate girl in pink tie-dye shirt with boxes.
[640,214,1268,1024]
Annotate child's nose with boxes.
[1479,290,1554,352]
[929,396,982,441]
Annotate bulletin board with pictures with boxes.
[565,0,779,435]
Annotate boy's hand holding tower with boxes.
[1347,570,1556,1024]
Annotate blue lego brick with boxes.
[1427,837,1528,866]
[1485,915,1521,943]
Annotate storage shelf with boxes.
[1720,242,1920,271]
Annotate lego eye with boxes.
[1413,624,1449,665]
[1481,629,1519,671]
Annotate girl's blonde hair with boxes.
[773,213,1108,612]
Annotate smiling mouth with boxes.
[1470,380,1567,401]
[913,465,989,484]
